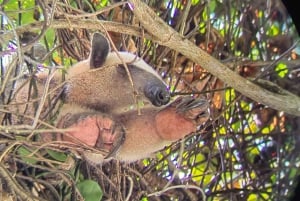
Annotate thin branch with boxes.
[0,163,46,201]
[148,184,206,201]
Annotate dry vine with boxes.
[0,0,299,200]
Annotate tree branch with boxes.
[1,5,299,116]
[0,20,145,44]
[128,0,300,116]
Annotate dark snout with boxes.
[144,84,170,106]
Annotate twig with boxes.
[148,184,206,201]
[0,163,45,201]
[56,1,127,19]
[255,39,300,80]
[124,175,134,201]
[98,23,142,115]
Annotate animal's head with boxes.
[65,33,170,112]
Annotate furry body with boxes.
[12,33,209,162]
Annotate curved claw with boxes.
[173,96,210,123]
[104,125,125,159]
[175,97,208,113]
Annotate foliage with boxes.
[0,0,299,201]
[77,180,103,201]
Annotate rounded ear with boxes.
[89,32,110,68]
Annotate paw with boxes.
[155,96,209,141]
[57,112,125,157]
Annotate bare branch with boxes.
[128,0,300,116]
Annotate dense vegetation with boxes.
[0,0,299,200]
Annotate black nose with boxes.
[144,84,170,106]
[154,88,170,106]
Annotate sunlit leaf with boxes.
[271,174,277,183]
[231,121,241,132]
[191,167,214,185]
[155,152,169,171]
[261,126,271,134]
[251,48,260,60]
[244,119,259,134]
[141,197,149,201]
[225,89,235,105]
[247,147,260,162]
[275,63,288,78]
[208,0,216,11]
[202,174,214,186]
[249,170,257,180]
[219,126,227,135]
[142,158,151,166]
[198,21,206,34]
[44,29,55,50]
[225,110,230,120]
[156,152,164,160]
[240,100,251,111]
[190,153,211,183]
[256,10,263,18]
[267,24,280,36]
[248,194,258,201]
[3,0,19,13]
[189,153,205,164]
[261,123,275,134]
[202,7,208,21]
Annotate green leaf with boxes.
[44,29,55,50]
[47,149,68,162]
[3,0,19,12]
[231,121,241,132]
[275,63,288,78]
[267,24,280,36]
[77,180,103,201]
[225,89,235,105]
[189,153,205,165]
[17,146,38,164]
[141,197,149,201]
[208,0,216,11]
[219,126,227,135]
[142,158,151,166]
[202,7,208,21]
[247,193,258,201]
[21,0,36,25]
[240,100,251,111]
[192,0,200,5]
[248,193,269,201]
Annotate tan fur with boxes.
[69,52,163,80]
[115,108,171,161]
[11,70,63,124]
[113,97,209,162]
[12,51,165,124]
